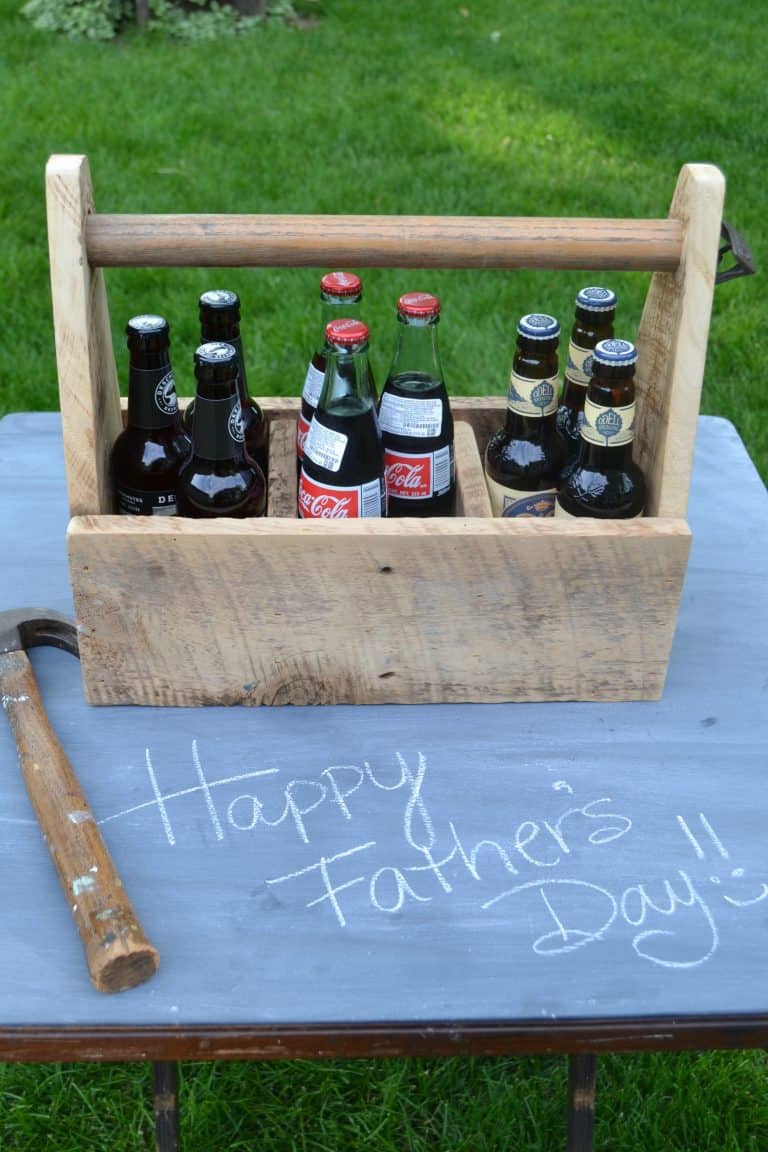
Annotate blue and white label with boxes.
[581,398,636,447]
[507,370,559,418]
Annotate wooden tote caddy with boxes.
[45,155,725,707]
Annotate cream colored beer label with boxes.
[486,474,556,517]
[507,370,559,418]
[565,341,594,387]
[302,361,325,407]
[379,393,444,438]
[581,399,636,447]
[304,419,348,473]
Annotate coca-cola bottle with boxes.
[298,319,386,520]
[184,288,269,479]
[297,271,365,469]
[178,343,266,518]
[378,292,455,516]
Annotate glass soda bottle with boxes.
[484,313,565,516]
[297,271,365,469]
[298,318,386,519]
[556,338,646,519]
[183,289,269,479]
[378,292,455,517]
[556,286,617,472]
[177,342,266,518]
[111,314,191,516]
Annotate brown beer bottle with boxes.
[297,272,365,469]
[178,343,266,518]
[556,286,616,472]
[484,313,565,516]
[556,339,645,519]
[111,315,191,516]
[183,289,268,478]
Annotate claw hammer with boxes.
[0,608,158,993]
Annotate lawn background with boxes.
[1,0,767,1148]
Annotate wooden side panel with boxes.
[67,516,690,707]
[267,418,298,518]
[454,421,492,517]
[634,164,725,518]
[46,155,122,517]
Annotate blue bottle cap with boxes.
[517,313,560,340]
[593,338,637,366]
[576,286,617,312]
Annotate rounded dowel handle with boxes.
[0,649,159,993]
[85,213,684,272]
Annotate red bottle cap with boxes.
[320,271,362,298]
[397,292,441,318]
[325,318,370,347]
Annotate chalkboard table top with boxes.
[1,413,767,1062]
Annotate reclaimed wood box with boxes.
[46,156,724,706]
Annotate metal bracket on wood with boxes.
[566,1053,597,1152]
[153,1061,180,1152]
[716,220,756,284]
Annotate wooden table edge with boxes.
[3,1014,768,1062]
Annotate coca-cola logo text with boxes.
[385,454,431,499]
[299,483,355,519]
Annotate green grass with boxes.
[2,1052,768,1150]
[1,1,767,1147]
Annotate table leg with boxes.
[153,1060,180,1152]
[566,1053,597,1152]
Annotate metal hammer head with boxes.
[0,608,79,659]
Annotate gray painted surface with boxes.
[0,413,766,1028]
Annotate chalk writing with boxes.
[15,741,764,974]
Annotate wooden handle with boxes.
[85,213,683,271]
[0,649,159,993]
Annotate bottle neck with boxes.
[576,370,637,469]
[126,347,179,431]
[387,318,442,384]
[190,377,248,462]
[319,346,376,412]
[200,321,247,398]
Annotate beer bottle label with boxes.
[581,399,636,447]
[378,393,444,438]
[296,412,311,460]
[485,474,556,517]
[116,486,178,516]
[127,367,179,430]
[192,395,244,460]
[298,473,385,519]
[304,420,348,473]
[302,361,325,407]
[565,341,595,387]
[507,370,559,418]
[384,445,453,500]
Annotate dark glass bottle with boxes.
[298,319,386,519]
[183,289,268,479]
[484,313,565,517]
[297,271,365,468]
[556,338,646,519]
[177,342,266,518]
[111,315,191,516]
[378,292,455,517]
[556,286,617,472]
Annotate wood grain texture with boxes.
[46,155,122,518]
[67,513,690,706]
[634,164,725,517]
[84,214,684,271]
[0,649,158,992]
[266,418,297,518]
[454,420,492,517]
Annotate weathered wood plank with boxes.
[68,514,690,706]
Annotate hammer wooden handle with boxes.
[0,648,158,993]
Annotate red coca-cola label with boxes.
[384,449,432,499]
[299,474,359,519]
[296,412,311,459]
